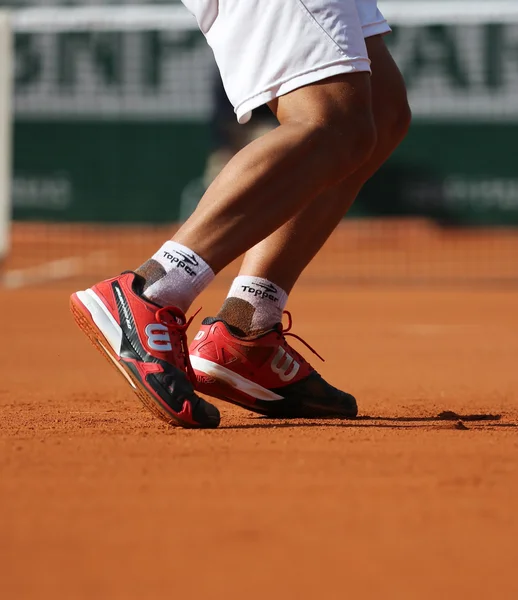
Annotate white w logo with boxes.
[271,347,300,382]
[145,324,172,352]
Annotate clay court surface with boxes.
[1,227,518,599]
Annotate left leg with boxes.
[226,35,411,300]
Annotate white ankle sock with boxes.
[143,241,214,312]
[226,276,288,331]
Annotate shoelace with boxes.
[279,310,325,362]
[155,306,201,384]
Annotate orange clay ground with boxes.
[1,280,518,599]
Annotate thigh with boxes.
[366,35,409,127]
[270,71,373,128]
[184,0,372,124]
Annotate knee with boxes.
[333,108,378,172]
[380,95,412,149]
[304,107,378,184]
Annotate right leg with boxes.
[236,34,412,294]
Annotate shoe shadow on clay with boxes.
[220,411,516,430]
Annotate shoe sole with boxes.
[191,355,284,415]
[190,356,357,419]
[70,291,201,429]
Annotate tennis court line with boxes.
[1,251,108,288]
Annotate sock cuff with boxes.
[191,263,215,294]
[152,240,215,293]
[228,276,288,308]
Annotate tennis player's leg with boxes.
[226,35,411,297]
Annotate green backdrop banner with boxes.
[12,120,518,225]
[13,121,209,222]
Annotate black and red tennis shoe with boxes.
[70,272,220,428]
[189,312,357,418]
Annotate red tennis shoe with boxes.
[70,272,220,428]
[189,312,357,418]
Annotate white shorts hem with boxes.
[235,58,371,124]
[362,20,392,38]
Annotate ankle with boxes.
[217,276,288,335]
[135,240,214,311]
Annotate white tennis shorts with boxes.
[182,0,390,123]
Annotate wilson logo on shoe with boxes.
[271,347,300,382]
[145,324,172,352]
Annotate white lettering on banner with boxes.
[12,174,72,209]
[14,29,213,119]
[403,177,518,211]
[444,177,518,209]
[387,23,518,120]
